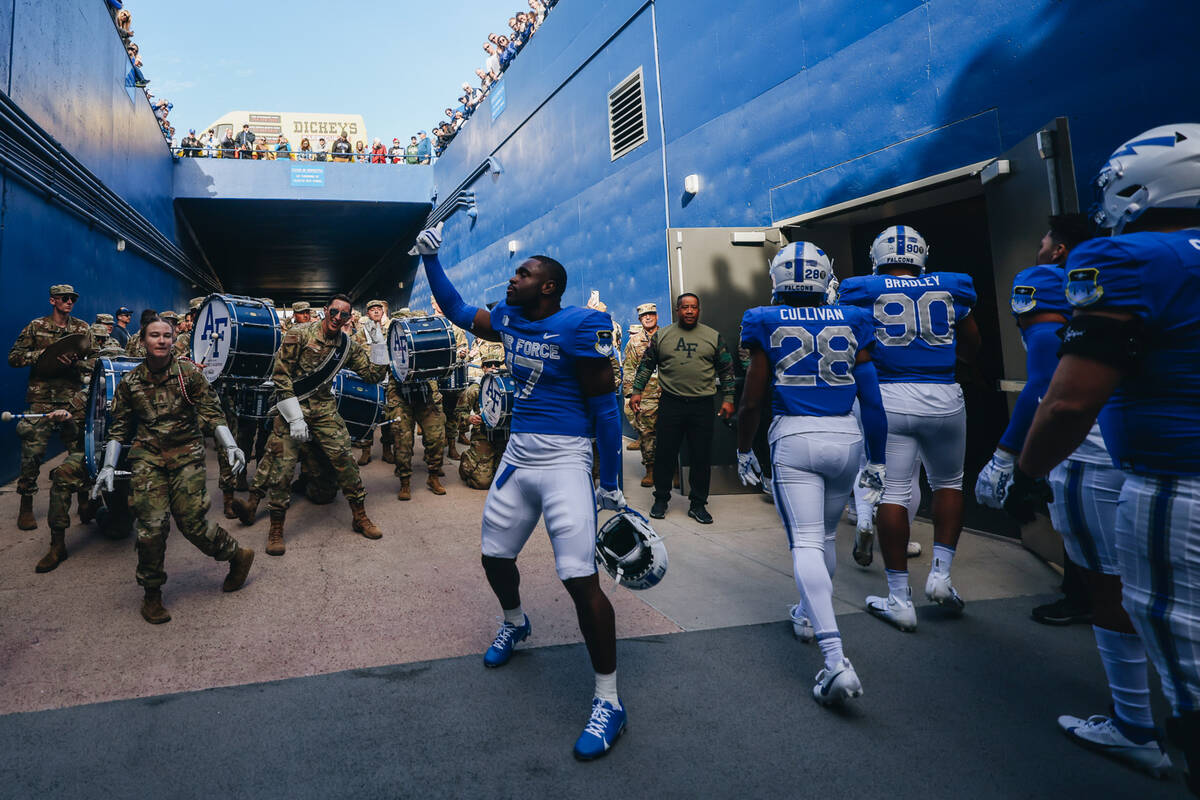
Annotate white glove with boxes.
[975,449,1015,509]
[856,463,886,507]
[90,439,122,499]
[415,222,443,255]
[737,450,762,487]
[215,425,246,476]
[596,486,626,511]
[276,395,309,443]
[369,342,389,365]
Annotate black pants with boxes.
[653,392,715,506]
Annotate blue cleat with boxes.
[483,615,531,668]
[573,698,626,760]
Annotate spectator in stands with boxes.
[219,130,237,158]
[276,136,293,160]
[331,130,353,162]
[299,137,313,160]
[389,138,405,163]
[115,8,133,42]
[529,0,546,26]
[406,136,419,164]
[498,35,516,69]
[417,130,431,164]
[459,82,474,109]
[453,110,466,131]
[370,138,388,163]
[200,129,215,156]
[475,68,494,93]
[314,138,328,162]
[254,141,270,160]
[235,124,255,159]
[180,129,201,157]
[484,43,501,81]
[355,140,367,162]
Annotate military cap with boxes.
[366,299,386,310]
[291,301,311,313]
[636,302,657,316]
[160,310,180,322]
[49,284,79,299]
[95,313,115,324]
[189,296,206,310]
[90,323,110,339]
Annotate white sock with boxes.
[817,633,844,671]
[594,670,620,706]
[885,569,909,599]
[852,479,874,529]
[931,544,955,576]
[503,606,525,627]
[1093,626,1155,735]
[792,546,838,638]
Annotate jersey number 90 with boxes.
[873,291,955,347]
[770,325,856,387]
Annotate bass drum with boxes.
[480,370,516,431]
[332,370,386,444]
[234,381,275,421]
[437,362,469,393]
[192,294,281,384]
[388,315,455,384]
[84,357,141,478]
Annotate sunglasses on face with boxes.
[328,309,352,319]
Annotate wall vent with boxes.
[608,67,648,161]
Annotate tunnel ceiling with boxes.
[175,198,428,307]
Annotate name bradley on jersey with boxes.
[883,275,942,289]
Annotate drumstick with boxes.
[1,411,54,422]
[195,332,219,367]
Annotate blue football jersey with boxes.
[490,302,615,437]
[1065,230,1200,476]
[1010,264,1071,318]
[739,303,876,417]
[837,272,976,383]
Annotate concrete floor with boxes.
[0,438,1189,797]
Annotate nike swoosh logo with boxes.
[543,332,559,339]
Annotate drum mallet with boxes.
[1,411,54,422]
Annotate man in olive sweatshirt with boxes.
[630,292,735,523]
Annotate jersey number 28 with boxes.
[770,325,856,386]
[873,291,955,347]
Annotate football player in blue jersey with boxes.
[412,224,629,761]
[735,241,887,705]
[979,214,1170,777]
[1009,125,1200,793]
[838,225,979,631]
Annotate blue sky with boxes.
[131,0,520,141]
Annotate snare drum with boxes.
[332,370,386,443]
[388,315,455,384]
[192,294,281,384]
[84,357,142,478]
[437,362,469,393]
[480,371,516,431]
[234,381,275,421]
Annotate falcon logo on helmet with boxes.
[869,225,928,274]
[1091,124,1200,233]
[769,241,834,302]
[595,509,668,590]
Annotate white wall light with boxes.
[508,240,519,254]
[683,174,701,194]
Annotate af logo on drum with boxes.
[480,372,515,430]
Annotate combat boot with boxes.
[458,432,470,446]
[223,546,255,592]
[232,492,262,526]
[626,436,641,450]
[35,528,68,573]
[382,442,395,464]
[350,500,383,539]
[427,475,446,495]
[641,467,654,488]
[223,491,237,519]
[266,510,286,555]
[357,445,371,466]
[17,495,36,530]
[78,490,98,524]
[397,478,412,501]
[141,589,171,624]
[446,441,461,461]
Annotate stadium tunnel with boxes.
[172,158,436,307]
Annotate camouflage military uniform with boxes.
[266,320,388,512]
[439,319,470,446]
[90,323,121,352]
[622,326,660,469]
[107,355,243,589]
[250,433,337,504]
[352,311,390,457]
[173,328,192,359]
[8,315,95,496]
[125,334,146,359]
[455,383,509,489]
[386,380,445,480]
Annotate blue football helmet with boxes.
[869,225,928,273]
[769,241,834,301]
[595,509,667,590]
[1091,123,1200,233]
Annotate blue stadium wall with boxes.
[0,1,186,483]
[414,0,1200,328]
